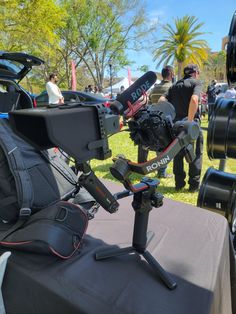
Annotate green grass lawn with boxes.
[90,115,236,207]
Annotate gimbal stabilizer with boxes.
[9,103,199,289]
[83,120,200,290]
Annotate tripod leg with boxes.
[95,246,134,260]
[142,250,177,290]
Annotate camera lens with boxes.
[207,98,236,159]
[197,167,236,222]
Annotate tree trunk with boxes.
[177,62,183,80]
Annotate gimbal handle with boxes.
[77,162,119,214]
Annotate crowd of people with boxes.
[84,84,105,97]
[44,68,235,193]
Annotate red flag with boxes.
[127,67,132,86]
[71,60,76,91]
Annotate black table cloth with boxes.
[2,179,236,314]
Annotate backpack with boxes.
[0,117,83,223]
[0,201,89,259]
[0,118,98,258]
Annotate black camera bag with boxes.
[0,201,88,259]
[0,118,79,223]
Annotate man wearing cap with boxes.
[159,64,203,192]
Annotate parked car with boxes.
[34,90,111,108]
[0,52,44,112]
[216,83,229,99]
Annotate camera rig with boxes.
[9,101,199,289]
[8,103,199,210]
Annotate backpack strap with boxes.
[0,120,33,240]
[0,119,34,210]
[0,208,31,241]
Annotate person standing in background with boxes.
[138,65,174,179]
[149,66,174,104]
[206,79,219,119]
[206,79,218,103]
[159,64,203,192]
[87,85,94,93]
[119,85,125,94]
[46,73,64,106]
[224,85,236,98]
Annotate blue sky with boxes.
[119,0,236,77]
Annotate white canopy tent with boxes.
[103,77,134,94]
[103,77,161,96]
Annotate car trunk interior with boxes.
[0,79,32,113]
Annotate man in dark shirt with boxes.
[206,80,219,119]
[206,80,218,103]
[159,64,203,192]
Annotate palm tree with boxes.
[153,15,209,79]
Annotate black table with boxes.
[2,180,236,314]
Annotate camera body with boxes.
[128,105,175,153]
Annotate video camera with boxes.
[8,71,199,214]
[8,70,200,290]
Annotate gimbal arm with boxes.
[77,162,119,214]
[110,121,200,182]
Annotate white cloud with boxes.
[147,8,168,27]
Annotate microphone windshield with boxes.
[110,71,157,114]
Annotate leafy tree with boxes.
[0,0,64,53]
[153,15,209,79]
[58,0,155,89]
[138,65,149,73]
[0,0,156,91]
[0,0,67,91]
[203,51,226,84]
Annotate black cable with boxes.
[58,148,74,163]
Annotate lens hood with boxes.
[207,98,236,159]
[198,167,236,221]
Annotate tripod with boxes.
[95,178,177,290]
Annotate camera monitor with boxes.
[9,104,120,163]
[8,71,158,164]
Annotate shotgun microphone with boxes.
[110,71,157,114]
